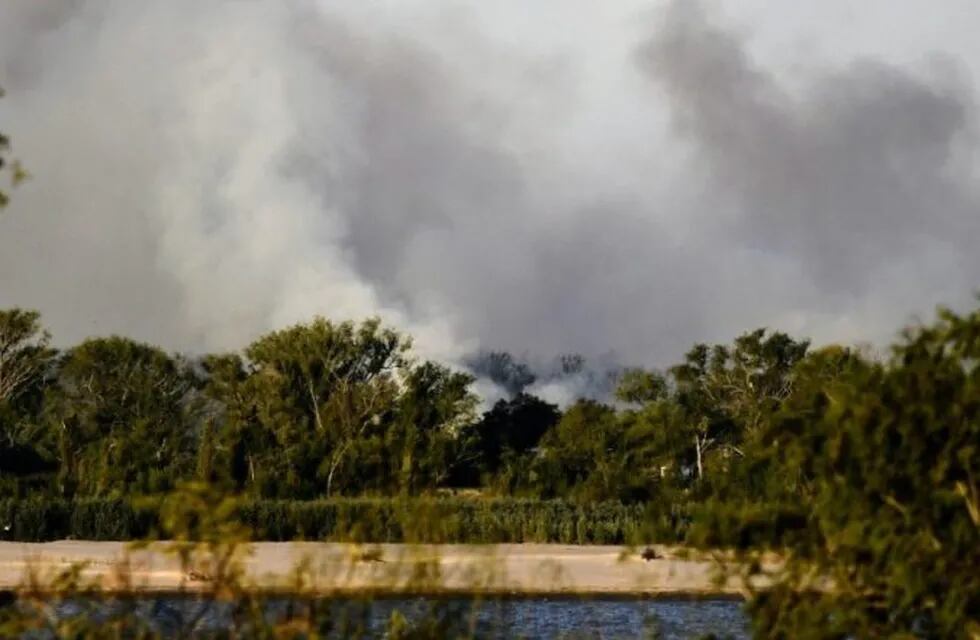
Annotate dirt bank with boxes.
[0,541,754,597]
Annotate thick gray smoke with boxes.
[1,0,978,393]
[465,351,623,407]
[637,1,980,314]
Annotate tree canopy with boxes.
[690,307,980,638]
[0,304,976,637]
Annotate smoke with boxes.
[636,1,980,303]
[465,351,623,407]
[0,1,470,359]
[1,0,978,396]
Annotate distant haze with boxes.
[1,1,978,378]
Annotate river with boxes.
[49,596,750,639]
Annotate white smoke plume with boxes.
[1,0,978,391]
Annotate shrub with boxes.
[0,497,654,544]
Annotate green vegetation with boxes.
[0,497,648,544]
[0,309,815,505]
[1,302,978,636]
[688,308,980,638]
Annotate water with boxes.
[454,598,750,639]
[51,597,750,639]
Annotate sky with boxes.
[1,0,978,383]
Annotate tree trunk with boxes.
[695,434,704,481]
[308,380,325,433]
[325,442,351,498]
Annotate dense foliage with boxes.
[688,307,980,639]
[1,303,978,636]
[1,315,482,499]
[0,497,648,544]
[0,308,816,505]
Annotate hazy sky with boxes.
[1,0,978,372]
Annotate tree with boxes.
[388,361,477,493]
[243,317,410,497]
[48,337,199,496]
[531,399,661,502]
[688,329,810,436]
[200,353,268,492]
[201,319,479,498]
[615,368,667,405]
[695,307,980,638]
[670,330,808,482]
[617,329,809,480]
[0,310,57,494]
[468,393,559,480]
[0,309,54,404]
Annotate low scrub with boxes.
[0,497,677,544]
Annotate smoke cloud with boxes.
[1,0,978,390]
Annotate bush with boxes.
[0,497,656,544]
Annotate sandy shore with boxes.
[0,541,750,597]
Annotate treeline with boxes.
[0,307,822,503]
[1,305,978,546]
[1,314,473,499]
[4,300,973,634]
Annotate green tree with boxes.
[532,399,661,502]
[202,320,479,498]
[242,317,410,497]
[48,337,199,496]
[622,330,809,485]
[615,368,667,405]
[468,393,560,483]
[0,309,54,405]
[671,330,808,481]
[200,353,271,493]
[696,307,980,638]
[388,361,477,493]
[0,310,57,495]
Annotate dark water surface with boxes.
[53,596,750,639]
[454,598,750,639]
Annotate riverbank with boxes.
[0,541,754,597]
